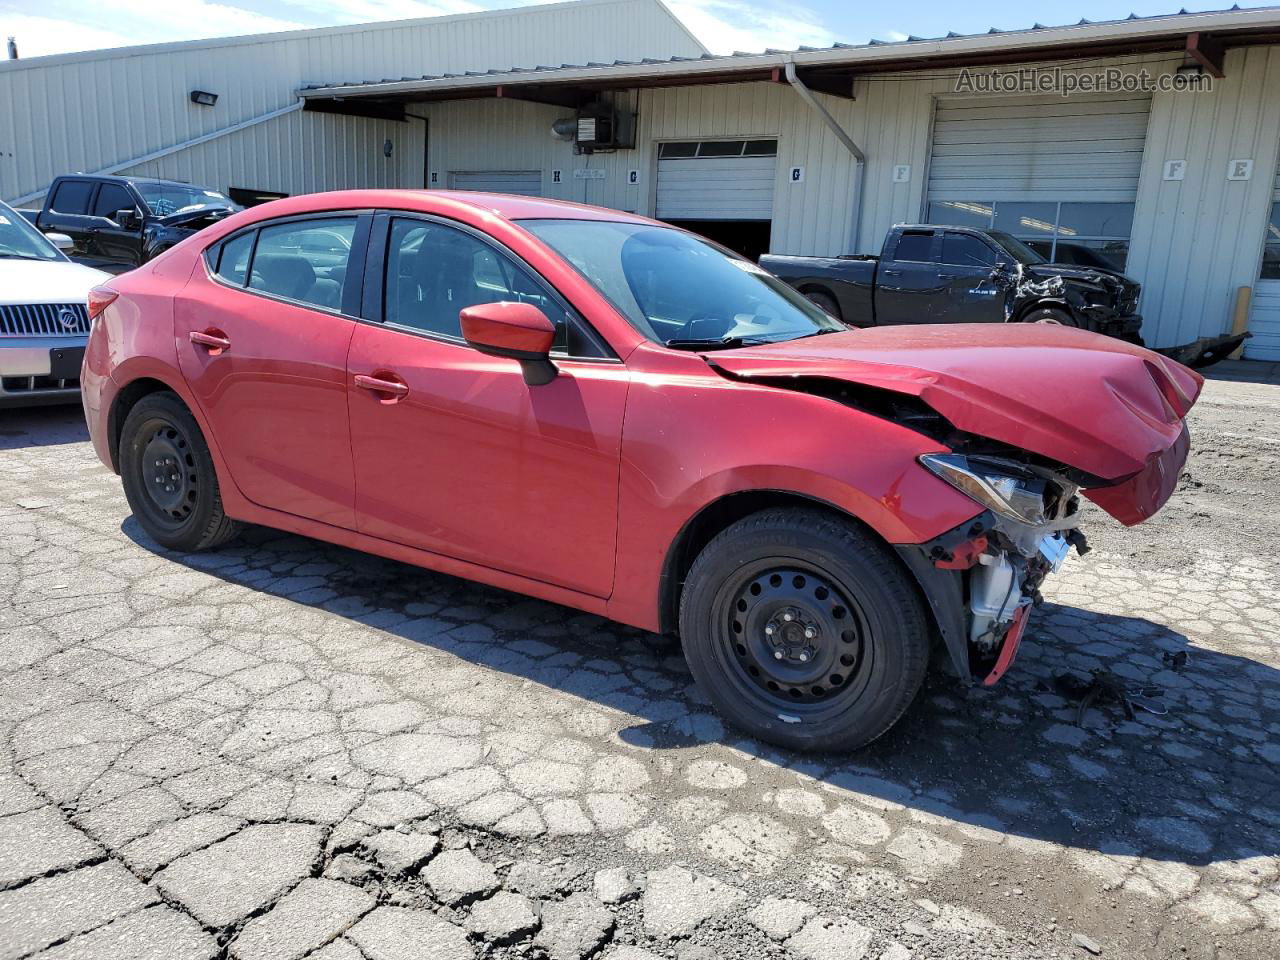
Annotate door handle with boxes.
[881,269,902,277]
[354,373,409,402]
[189,329,231,355]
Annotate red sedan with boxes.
[81,190,1200,752]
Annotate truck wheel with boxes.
[119,392,242,551]
[1023,306,1078,327]
[804,291,842,321]
[678,507,930,753]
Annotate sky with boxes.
[0,0,1276,60]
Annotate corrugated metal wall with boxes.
[420,48,1280,347]
[1127,45,1280,348]
[0,0,705,205]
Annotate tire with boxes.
[678,507,931,753]
[1022,306,1079,327]
[804,290,842,321]
[118,392,242,551]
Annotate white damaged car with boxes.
[0,199,109,407]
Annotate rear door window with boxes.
[49,180,94,215]
[893,231,936,263]
[247,217,357,312]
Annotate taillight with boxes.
[87,286,118,322]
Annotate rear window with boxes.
[50,180,94,215]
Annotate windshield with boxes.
[519,219,845,348]
[0,203,62,261]
[133,182,232,217]
[988,231,1046,266]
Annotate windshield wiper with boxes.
[660,337,747,353]
[664,335,773,351]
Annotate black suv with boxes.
[28,175,240,273]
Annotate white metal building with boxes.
[2,2,1280,358]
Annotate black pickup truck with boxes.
[761,224,1245,367]
[22,175,239,274]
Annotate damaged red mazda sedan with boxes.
[82,191,1201,752]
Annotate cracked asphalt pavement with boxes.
[1,372,1278,960]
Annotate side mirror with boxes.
[114,208,140,230]
[45,232,75,252]
[459,301,558,386]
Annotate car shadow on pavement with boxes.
[123,520,1280,870]
[0,404,89,449]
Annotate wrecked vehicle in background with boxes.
[83,192,1203,752]
[22,174,240,274]
[761,224,1247,368]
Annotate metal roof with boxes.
[299,4,1280,102]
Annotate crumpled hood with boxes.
[156,204,239,229]
[1026,263,1129,289]
[705,324,1202,518]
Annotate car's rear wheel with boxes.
[678,507,930,753]
[119,392,241,551]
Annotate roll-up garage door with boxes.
[927,94,1151,203]
[448,170,542,196]
[655,139,777,220]
[1244,156,1280,361]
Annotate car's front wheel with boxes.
[679,508,931,753]
[119,392,241,551]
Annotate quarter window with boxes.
[248,217,356,311]
[49,180,94,215]
[385,218,598,356]
[214,232,255,286]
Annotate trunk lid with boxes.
[705,324,1202,524]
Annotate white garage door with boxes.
[1244,159,1280,361]
[655,139,777,220]
[926,94,1151,269]
[928,94,1151,202]
[448,170,542,196]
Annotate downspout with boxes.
[783,59,865,254]
[6,99,305,207]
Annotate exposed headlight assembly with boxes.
[919,454,1076,526]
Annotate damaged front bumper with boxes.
[896,510,1087,687]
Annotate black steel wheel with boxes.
[119,392,241,551]
[679,507,931,752]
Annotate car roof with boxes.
[415,190,656,224]
[122,176,204,188]
[240,189,656,225]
